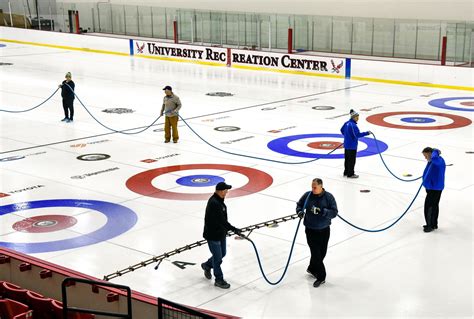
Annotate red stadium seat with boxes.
[26,290,54,319]
[51,300,95,319]
[0,280,5,297]
[2,281,28,304]
[0,298,33,318]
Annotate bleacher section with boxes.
[0,248,237,318]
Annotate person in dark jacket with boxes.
[421,147,446,233]
[59,72,75,123]
[340,109,371,178]
[296,178,338,288]
[201,182,241,289]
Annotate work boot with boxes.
[214,279,230,289]
[306,269,317,278]
[201,263,211,280]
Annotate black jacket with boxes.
[61,80,75,100]
[203,193,238,241]
[296,189,338,230]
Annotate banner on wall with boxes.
[131,40,227,64]
[130,39,347,77]
[230,49,345,76]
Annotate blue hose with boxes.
[337,182,424,232]
[0,87,60,113]
[242,192,311,285]
[371,132,422,182]
[179,114,343,165]
[65,83,163,135]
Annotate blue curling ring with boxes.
[176,175,225,187]
[267,133,388,158]
[401,117,436,123]
[428,97,474,112]
[0,199,137,253]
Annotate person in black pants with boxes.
[296,178,338,288]
[421,147,446,232]
[59,72,75,123]
[201,182,242,289]
[340,109,371,178]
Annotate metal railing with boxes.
[62,277,132,318]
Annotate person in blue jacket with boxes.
[421,147,446,233]
[296,178,338,288]
[340,109,371,178]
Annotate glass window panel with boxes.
[164,7,177,40]
[75,3,94,33]
[275,14,291,49]
[199,11,211,44]
[455,23,467,64]
[394,20,416,58]
[151,7,166,39]
[294,15,309,51]
[96,3,111,33]
[111,4,125,35]
[470,27,474,66]
[332,17,352,53]
[259,15,272,50]
[352,17,373,55]
[224,13,239,46]
[238,14,247,47]
[54,2,67,32]
[373,18,394,57]
[466,24,474,66]
[210,11,222,45]
[415,21,440,60]
[124,5,139,36]
[138,6,153,38]
[312,16,332,52]
[447,22,467,65]
[446,23,457,62]
[178,9,193,42]
[245,13,258,48]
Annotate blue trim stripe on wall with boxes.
[345,58,351,79]
[129,39,134,56]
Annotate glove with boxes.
[297,211,304,219]
[367,131,373,135]
[234,228,242,236]
[311,206,321,215]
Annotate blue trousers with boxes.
[203,239,227,280]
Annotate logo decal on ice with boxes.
[0,155,25,162]
[77,154,111,161]
[312,106,335,110]
[206,92,234,97]
[214,126,240,132]
[102,108,135,114]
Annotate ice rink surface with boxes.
[0,42,473,318]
